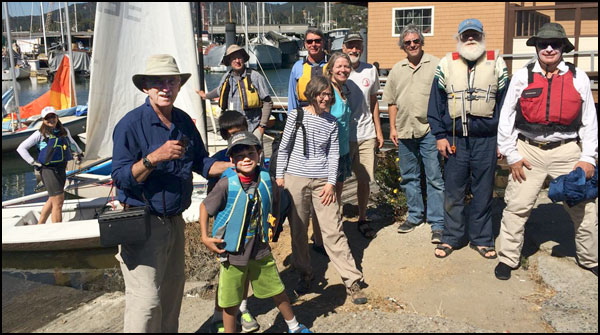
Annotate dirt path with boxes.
[3,192,597,333]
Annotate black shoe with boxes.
[589,266,598,277]
[294,276,313,296]
[431,230,443,244]
[397,221,420,234]
[494,262,513,280]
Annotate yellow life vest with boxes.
[445,50,499,119]
[219,69,262,110]
[296,60,328,102]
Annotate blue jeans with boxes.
[442,136,497,248]
[397,132,445,231]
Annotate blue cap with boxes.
[458,18,484,34]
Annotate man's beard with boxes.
[348,53,360,65]
[457,40,486,61]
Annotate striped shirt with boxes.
[275,108,339,185]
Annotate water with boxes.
[2,68,292,202]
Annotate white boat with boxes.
[2,192,206,252]
[2,66,31,81]
[2,3,209,252]
[247,37,283,70]
[2,111,87,152]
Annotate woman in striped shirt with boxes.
[275,75,368,305]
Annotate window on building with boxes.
[515,10,551,37]
[392,6,434,37]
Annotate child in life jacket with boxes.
[16,106,83,224]
[199,131,312,333]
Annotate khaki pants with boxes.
[498,140,598,268]
[116,215,186,333]
[284,173,363,288]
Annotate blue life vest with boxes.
[212,168,272,253]
[38,134,73,165]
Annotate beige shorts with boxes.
[349,138,376,183]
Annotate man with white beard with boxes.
[427,19,508,259]
[342,32,383,239]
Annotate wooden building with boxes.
[366,2,598,75]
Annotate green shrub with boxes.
[373,149,408,221]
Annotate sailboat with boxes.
[246,2,282,70]
[2,3,86,153]
[2,3,208,251]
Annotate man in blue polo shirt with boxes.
[111,54,232,333]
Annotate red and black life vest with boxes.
[515,62,582,134]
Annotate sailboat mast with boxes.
[58,4,65,47]
[3,2,22,125]
[64,2,77,106]
[40,2,48,55]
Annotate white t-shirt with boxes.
[347,62,380,142]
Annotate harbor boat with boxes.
[2,191,206,252]
[203,44,228,72]
[327,28,351,53]
[247,35,282,69]
[2,108,87,152]
[2,3,209,252]
[265,31,300,67]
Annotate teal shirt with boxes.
[329,87,351,156]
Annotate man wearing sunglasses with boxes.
[288,28,329,111]
[382,25,444,244]
[427,19,508,260]
[496,23,598,280]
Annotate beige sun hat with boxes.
[132,54,191,92]
[221,44,250,66]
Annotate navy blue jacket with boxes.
[112,97,216,216]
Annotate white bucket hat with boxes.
[132,54,191,92]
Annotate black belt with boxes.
[518,134,577,150]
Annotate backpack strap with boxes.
[245,68,256,93]
[565,62,577,78]
[293,108,307,156]
[526,62,535,84]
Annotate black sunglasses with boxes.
[306,38,322,45]
[459,32,483,42]
[403,39,421,46]
[536,40,563,50]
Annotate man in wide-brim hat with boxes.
[496,22,598,280]
[220,44,250,66]
[112,54,232,332]
[197,44,272,142]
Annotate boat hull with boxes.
[2,115,87,152]
[248,44,282,69]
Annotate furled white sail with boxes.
[85,2,205,160]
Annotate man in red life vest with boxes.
[496,23,598,280]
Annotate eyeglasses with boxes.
[536,40,563,50]
[459,31,483,42]
[306,38,322,45]
[319,91,332,99]
[146,77,181,88]
[403,39,421,46]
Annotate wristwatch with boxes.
[142,156,155,169]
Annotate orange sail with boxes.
[19,55,74,119]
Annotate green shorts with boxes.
[217,254,285,308]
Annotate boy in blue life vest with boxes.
[199,131,312,333]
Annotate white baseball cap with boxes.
[41,106,57,119]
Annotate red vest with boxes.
[516,62,582,134]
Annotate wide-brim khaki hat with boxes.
[526,23,574,53]
[221,44,250,66]
[132,54,191,92]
